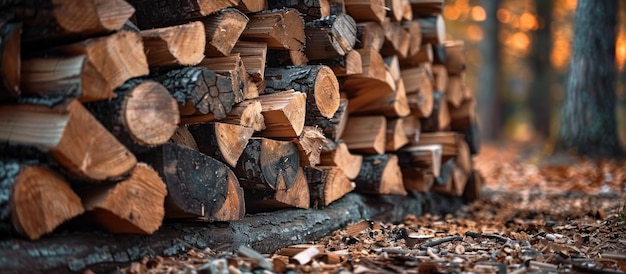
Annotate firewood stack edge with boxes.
[0,0,482,241]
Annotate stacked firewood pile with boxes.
[0,0,481,241]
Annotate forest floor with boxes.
[116,142,626,274]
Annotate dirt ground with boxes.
[116,143,626,273]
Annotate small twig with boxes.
[420,235,463,249]
[482,233,512,243]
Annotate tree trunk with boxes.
[478,0,503,140]
[528,0,554,139]
[556,0,623,158]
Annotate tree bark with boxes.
[354,154,407,196]
[556,0,623,158]
[528,0,553,138]
[478,0,503,140]
[154,67,237,118]
[0,13,20,99]
[129,0,239,29]
[187,122,254,168]
[138,143,244,221]
[85,79,179,151]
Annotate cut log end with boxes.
[123,81,180,147]
[212,170,246,221]
[314,66,341,118]
[82,163,167,235]
[53,0,135,34]
[11,165,84,240]
[140,21,207,67]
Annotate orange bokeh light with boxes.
[444,5,461,21]
[471,6,486,22]
[519,12,538,31]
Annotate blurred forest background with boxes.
[443,0,626,146]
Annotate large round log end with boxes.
[314,66,341,119]
[123,81,179,147]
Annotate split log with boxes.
[417,132,461,157]
[320,141,363,180]
[458,118,480,155]
[139,21,206,67]
[443,40,466,75]
[351,78,410,117]
[408,0,444,16]
[463,170,482,202]
[380,19,410,58]
[201,8,249,57]
[401,168,434,192]
[6,0,134,45]
[384,55,401,82]
[312,50,363,77]
[244,167,310,212]
[20,56,86,101]
[0,100,137,181]
[130,0,239,29]
[264,65,340,125]
[78,163,167,234]
[0,14,20,99]
[304,166,355,208]
[385,118,410,152]
[416,15,445,45]
[386,0,404,21]
[344,0,386,23]
[401,42,433,66]
[235,137,300,190]
[449,97,476,130]
[342,48,395,109]
[293,126,327,166]
[450,162,468,197]
[401,113,420,144]
[354,22,385,51]
[268,0,344,21]
[181,99,266,132]
[431,64,448,91]
[402,0,413,20]
[198,54,258,101]
[234,138,307,211]
[231,41,267,82]
[85,79,179,151]
[402,20,421,57]
[240,8,305,52]
[446,74,466,108]
[397,144,442,177]
[317,97,349,141]
[139,143,244,221]
[420,90,450,132]
[0,160,84,240]
[401,63,432,93]
[51,31,149,102]
[237,0,268,13]
[431,157,454,192]
[154,67,237,118]
[187,122,254,168]
[354,154,407,196]
[304,14,357,60]
[341,115,386,155]
[169,125,199,150]
[256,90,307,138]
[407,89,434,118]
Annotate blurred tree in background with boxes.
[443,0,626,147]
[556,0,623,158]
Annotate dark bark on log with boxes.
[304,14,357,60]
[0,192,464,273]
[153,67,236,118]
[187,122,254,168]
[316,98,348,141]
[0,13,20,99]
[354,154,407,196]
[3,0,134,47]
[129,0,238,29]
[85,79,179,152]
[264,65,340,124]
[234,138,300,192]
[138,143,244,221]
[268,0,344,21]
